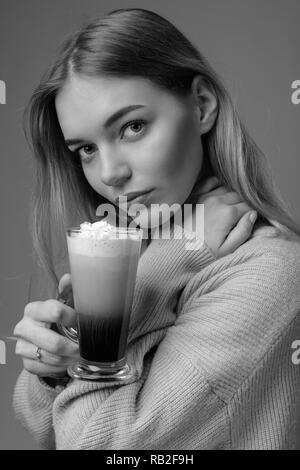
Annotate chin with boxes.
[133,206,179,233]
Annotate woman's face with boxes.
[55,74,205,225]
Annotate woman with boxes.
[13,8,300,450]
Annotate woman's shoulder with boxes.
[183,217,300,326]
[211,219,300,309]
[182,218,300,305]
[226,217,300,271]
[195,218,300,294]
[174,219,300,400]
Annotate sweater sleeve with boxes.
[51,245,300,449]
[12,228,216,450]
[54,343,231,449]
[13,369,66,450]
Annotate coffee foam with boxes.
[67,220,141,257]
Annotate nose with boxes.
[100,150,131,187]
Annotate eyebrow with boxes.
[64,104,146,146]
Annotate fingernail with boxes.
[249,211,257,224]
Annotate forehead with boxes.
[56,75,172,113]
[54,74,191,138]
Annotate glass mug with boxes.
[57,225,143,382]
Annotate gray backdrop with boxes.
[0,0,299,450]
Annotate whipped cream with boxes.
[78,220,117,240]
[67,220,141,257]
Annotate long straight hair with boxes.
[23,7,300,293]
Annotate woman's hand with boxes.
[194,176,257,258]
[14,275,78,378]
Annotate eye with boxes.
[74,145,97,163]
[120,119,146,139]
[70,119,146,163]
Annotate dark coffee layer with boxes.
[78,312,130,363]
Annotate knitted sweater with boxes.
[13,222,300,450]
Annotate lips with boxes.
[128,192,153,207]
[115,189,153,205]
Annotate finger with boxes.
[232,202,253,218]
[15,338,79,366]
[219,191,244,205]
[58,273,72,295]
[218,211,257,256]
[57,274,74,308]
[14,318,79,356]
[196,176,220,195]
[22,358,70,378]
[198,186,229,203]
[205,186,229,197]
[216,202,253,231]
[22,299,77,328]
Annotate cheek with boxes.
[81,167,107,199]
[82,168,96,189]
[143,115,201,180]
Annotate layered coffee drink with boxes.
[66,221,142,379]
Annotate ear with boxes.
[191,75,218,135]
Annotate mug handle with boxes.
[56,290,78,343]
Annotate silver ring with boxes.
[36,347,42,361]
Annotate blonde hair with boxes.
[23,7,300,292]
